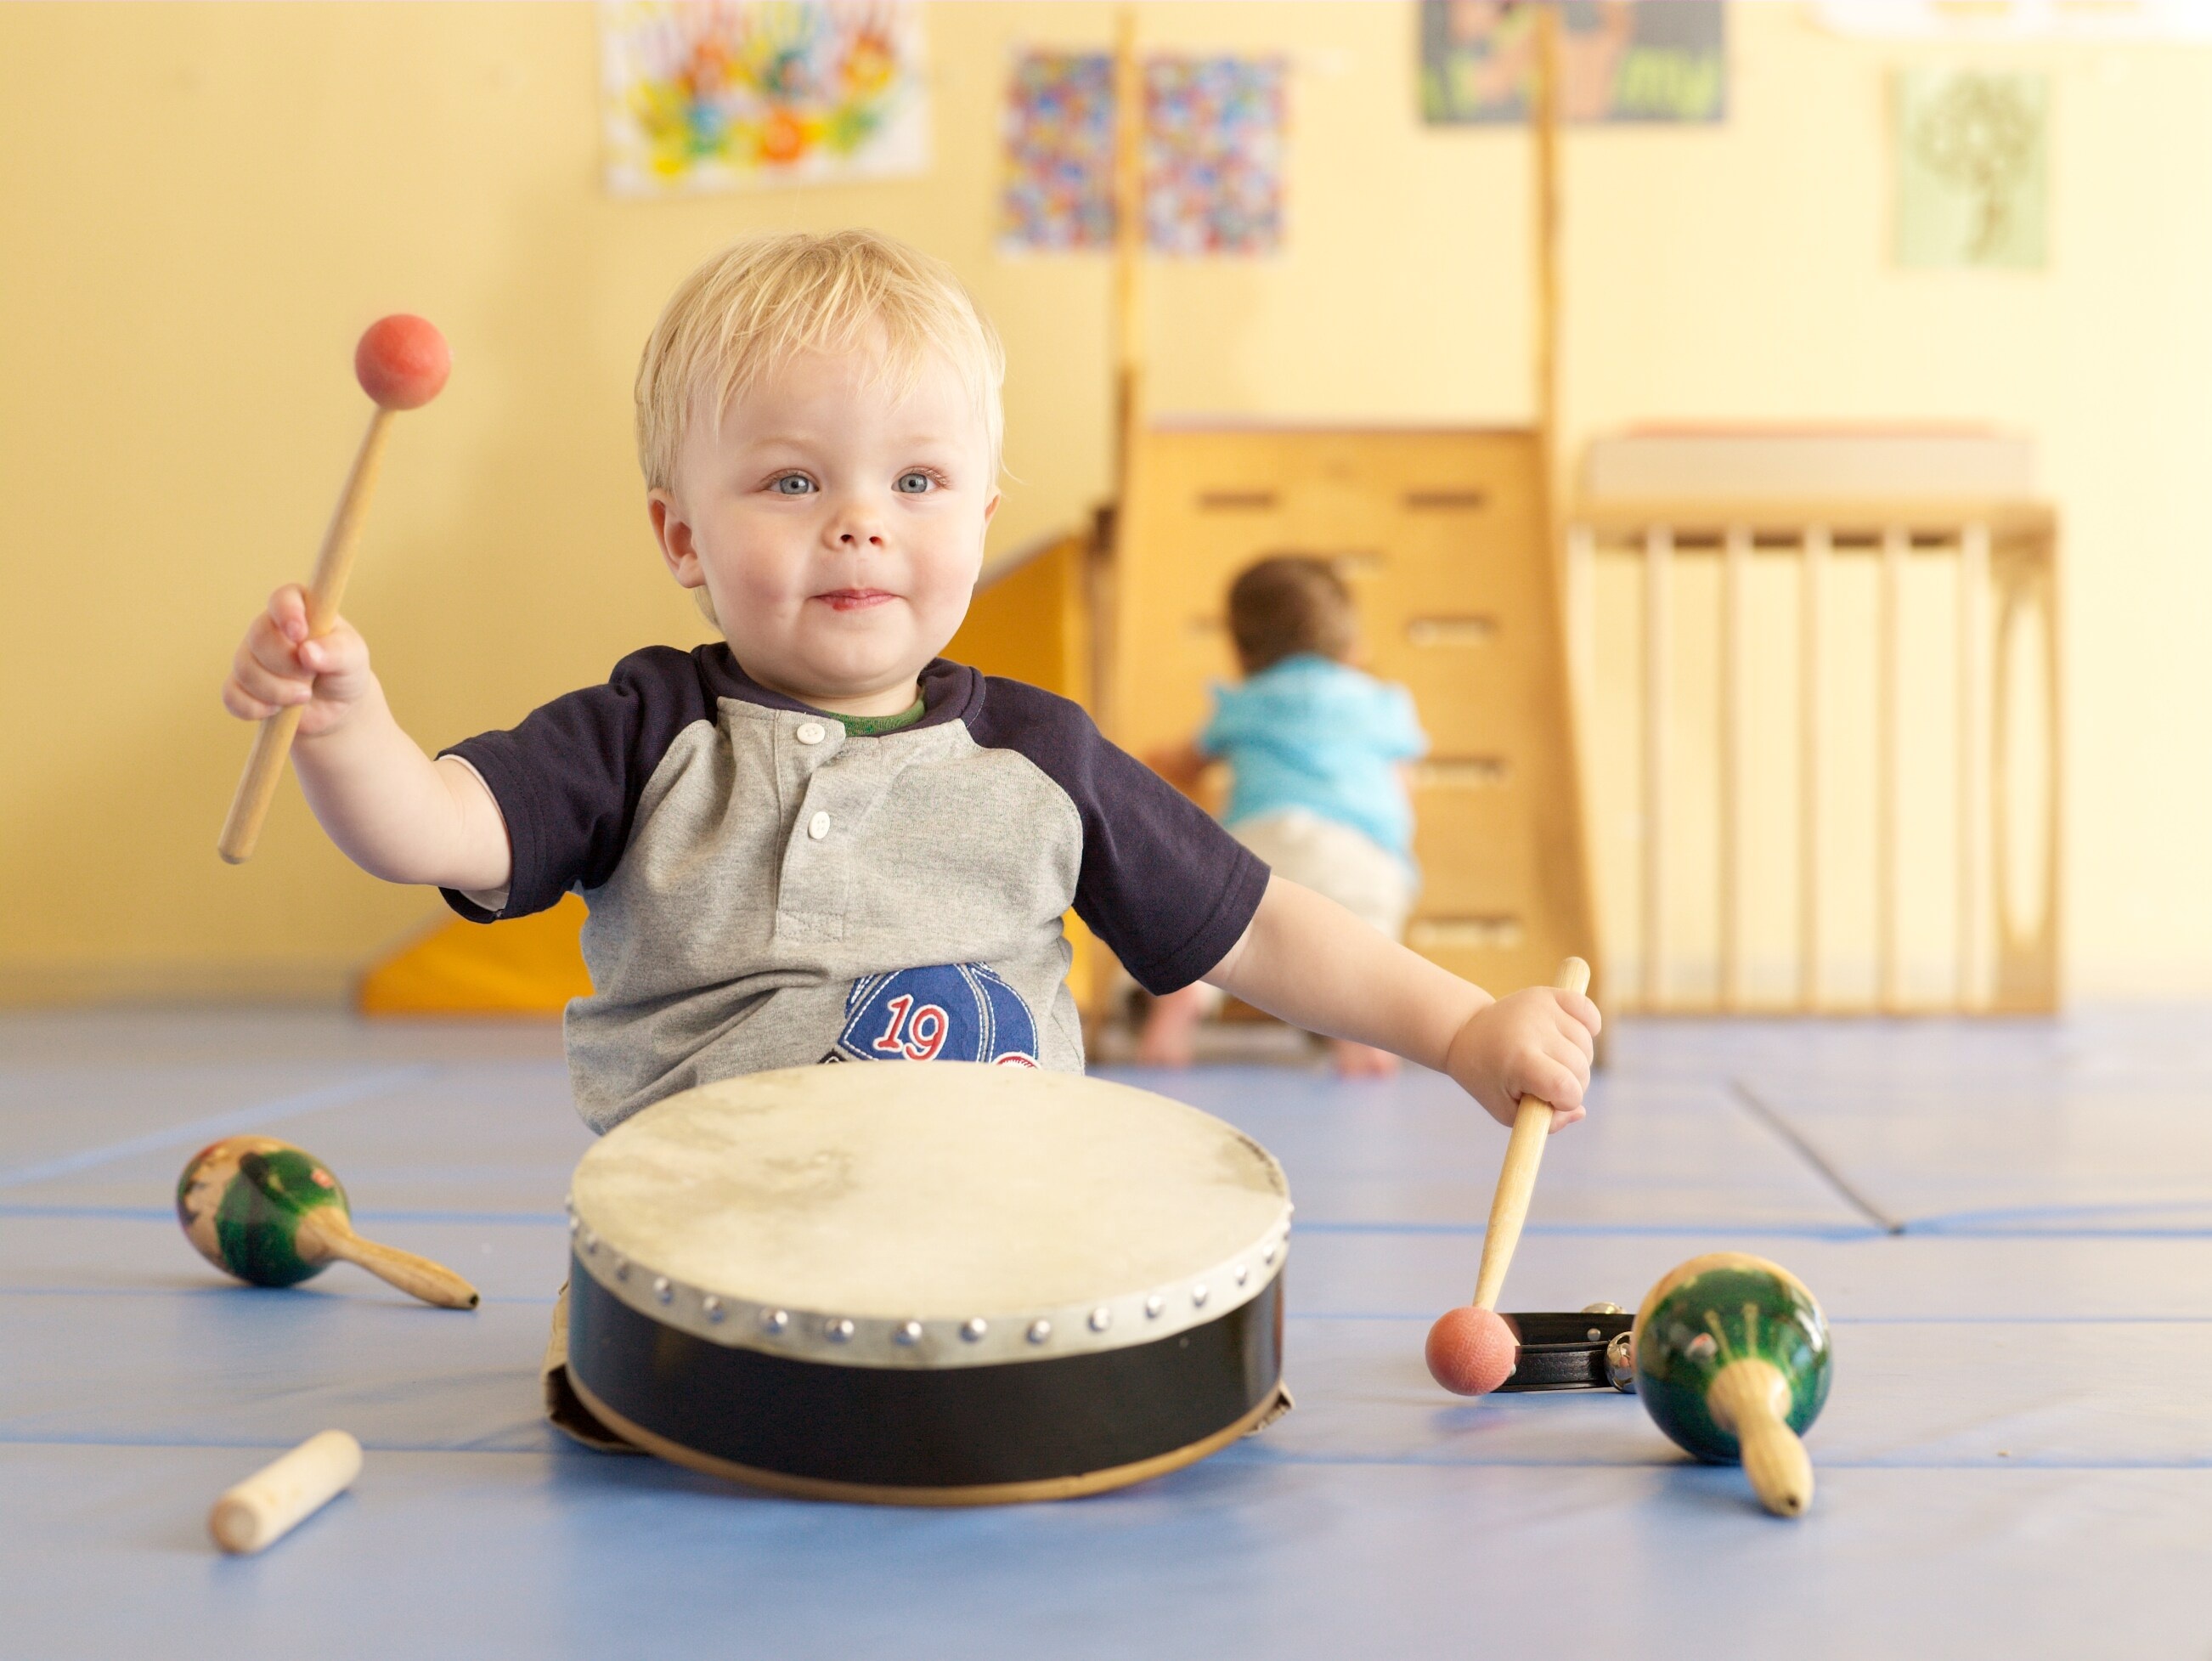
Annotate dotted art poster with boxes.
[1419,0,1725,125]
[600,1,929,196]
[999,52,1286,257]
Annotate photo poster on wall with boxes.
[1419,0,1725,124]
[1893,69,2049,270]
[599,1,928,196]
[999,52,1287,256]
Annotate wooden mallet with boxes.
[1425,956,1592,1395]
[217,314,449,864]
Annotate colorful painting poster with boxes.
[600,1,928,196]
[1000,51,1117,252]
[1419,0,1726,125]
[1894,70,2048,270]
[999,53,1287,256]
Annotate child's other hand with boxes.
[222,585,375,737]
[1443,986,1601,1130]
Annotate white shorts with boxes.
[1230,809,1415,941]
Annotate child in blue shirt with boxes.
[1142,556,1426,1076]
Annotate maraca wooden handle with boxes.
[1470,956,1591,1312]
[296,1207,480,1310]
[217,406,394,864]
[1706,1359,1814,1517]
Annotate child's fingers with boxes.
[229,635,313,710]
[1556,989,1602,1039]
[1542,1031,1593,1094]
[221,678,290,721]
[296,620,366,680]
[243,611,309,681]
[1518,1053,1586,1116]
[267,584,311,644]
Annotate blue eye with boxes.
[896,471,934,494]
[770,474,815,495]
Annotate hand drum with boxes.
[177,1135,477,1309]
[1632,1251,1831,1517]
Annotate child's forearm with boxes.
[1205,877,1491,1072]
[291,681,511,893]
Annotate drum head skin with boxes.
[566,1064,1293,1504]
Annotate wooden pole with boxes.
[1720,525,1751,1008]
[1531,3,1563,542]
[1798,527,1828,1011]
[1110,4,1144,504]
[1643,525,1671,1010]
[1877,525,1907,1010]
[1956,523,1989,1008]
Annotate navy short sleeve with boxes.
[437,647,717,922]
[964,678,1271,995]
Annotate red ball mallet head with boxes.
[353,314,450,411]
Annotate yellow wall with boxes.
[3,3,2208,1000]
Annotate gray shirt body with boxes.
[446,650,1268,1132]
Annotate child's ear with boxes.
[648,490,703,590]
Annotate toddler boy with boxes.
[223,230,1599,1136]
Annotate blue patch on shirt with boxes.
[832,963,1041,1067]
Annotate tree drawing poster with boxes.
[601,1,929,196]
[1894,70,2049,269]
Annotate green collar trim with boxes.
[818,697,927,737]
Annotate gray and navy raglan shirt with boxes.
[440,647,1270,1133]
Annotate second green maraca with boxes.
[177,1135,479,1309]
[1632,1251,1831,1517]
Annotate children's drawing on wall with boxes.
[1144,57,1286,255]
[1419,0,1725,124]
[600,1,928,196]
[1894,70,2048,269]
[1000,52,1286,255]
[1001,52,1116,251]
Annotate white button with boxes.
[808,811,832,840]
[795,721,827,745]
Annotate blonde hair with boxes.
[635,229,1006,494]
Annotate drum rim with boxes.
[567,1197,1289,1369]
[567,1063,1294,1370]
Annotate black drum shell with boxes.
[567,1252,1285,1494]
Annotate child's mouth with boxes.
[815,588,897,613]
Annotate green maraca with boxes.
[1632,1251,1831,1517]
[176,1135,478,1309]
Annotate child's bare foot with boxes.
[1137,985,1209,1066]
[1330,1038,1399,1078]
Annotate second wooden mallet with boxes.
[217,314,449,864]
[1425,955,1593,1395]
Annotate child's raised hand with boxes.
[1443,986,1601,1130]
[222,584,376,737]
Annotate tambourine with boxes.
[1492,1306,1636,1392]
[561,1063,1293,1505]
